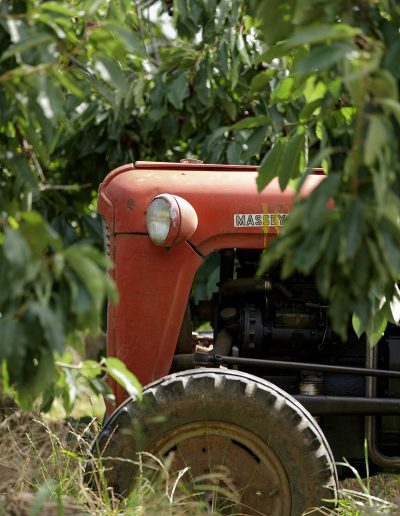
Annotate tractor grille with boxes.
[101,217,111,257]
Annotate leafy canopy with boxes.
[1,0,400,407]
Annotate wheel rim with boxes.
[148,421,291,515]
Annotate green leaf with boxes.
[231,115,270,130]
[259,41,293,62]
[215,0,230,30]
[167,72,190,109]
[230,54,239,88]
[366,238,389,284]
[383,39,400,79]
[29,302,65,354]
[87,376,115,403]
[285,23,360,48]
[295,42,353,74]
[257,139,285,192]
[219,95,237,121]
[367,312,387,347]
[299,98,322,121]
[19,349,56,409]
[21,211,61,255]
[237,34,251,66]
[62,368,77,414]
[304,174,341,227]
[3,155,38,190]
[364,116,387,167]
[36,75,65,122]
[63,245,116,330]
[367,70,398,100]
[3,228,31,269]
[378,224,400,281]
[104,357,142,401]
[226,141,242,164]
[94,54,128,94]
[303,76,327,103]
[133,75,146,107]
[80,360,102,379]
[271,77,294,103]
[37,2,81,17]
[255,0,296,45]
[218,42,229,75]
[0,318,26,361]
[278,132,305,191]
[250,70,276,92]
[341,201,364,261]
[1,33,54,62]
[376,98,400,124]
[104,21,145,56]
[242,126,268,160]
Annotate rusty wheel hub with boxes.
[149,421,291,515]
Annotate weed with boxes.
[1,408,400,515]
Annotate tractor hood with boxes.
[98,161,325,255]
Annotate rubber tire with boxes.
[93,369,338,515]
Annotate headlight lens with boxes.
[146,194,198,247]
[146,197,172,244]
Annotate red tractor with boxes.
[94,160,400,514]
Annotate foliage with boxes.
[0,210,117,409]
[251,0,400,344]
[1,0,400,406]
[0,0,270,408]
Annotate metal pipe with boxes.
[365,344,400,467]
[199,353,400,379]
[172,352,400,415]
[221,277,271,297]
[296,395,400,415]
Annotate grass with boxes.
[0,415,203,515]
[0,400,231,515]
[1,399,400,515]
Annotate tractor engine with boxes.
[188,248,400,473]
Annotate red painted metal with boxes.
[98,161,325,406]
[134,160,258,171]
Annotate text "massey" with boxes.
[234,213,287,227]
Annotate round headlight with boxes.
[146,197,172,244]
[146,194,198,247]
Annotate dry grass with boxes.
[0,411,84,514]
[1,405,400,516]
[0,408,217,515]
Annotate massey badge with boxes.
[234,213,287,227]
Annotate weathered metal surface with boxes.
[110,235,201,404]
[98,161,325,255]
[97,161,326,403]
[148,420,291,515]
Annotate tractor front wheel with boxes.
[92,369,338,515]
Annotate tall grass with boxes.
[1,406,400,515]
[0,408,214,515]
